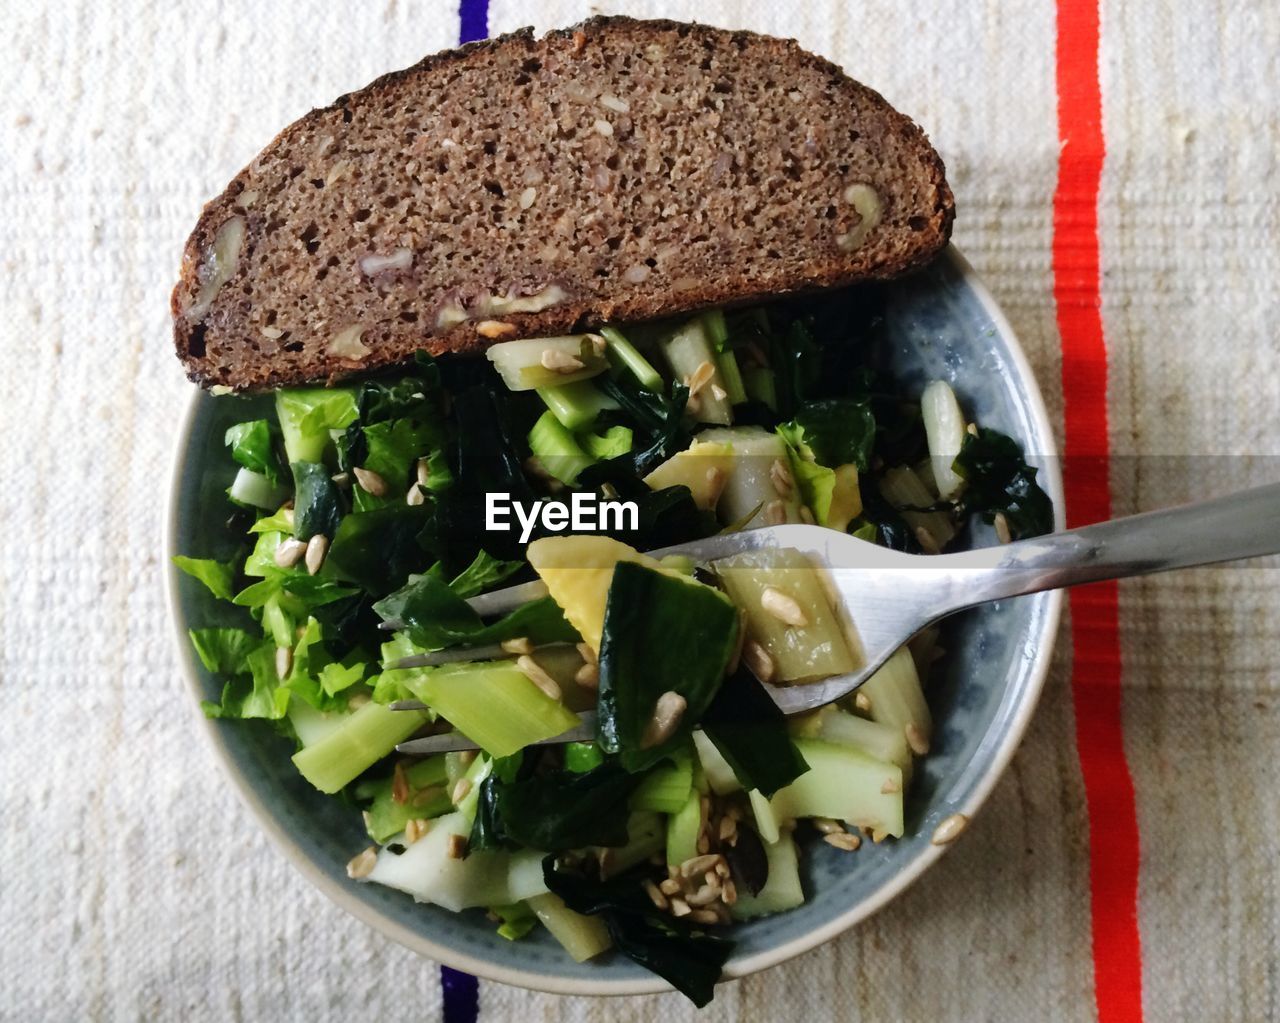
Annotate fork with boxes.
[393,482,1280,754]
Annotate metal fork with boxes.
[394,482,1280,755]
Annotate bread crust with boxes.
[173,16,954,391]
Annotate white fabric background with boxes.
[1,1,1276,1020]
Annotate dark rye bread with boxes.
[172,17,954,391]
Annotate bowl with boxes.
[165,244,1065,996]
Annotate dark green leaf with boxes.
[478,762,646,851]
[291,462,343,541]
[790,398,877,472]
[953,427,1054,539]
[596,562,738,771]
[373,574,579,651]
[858,487,919,553]
[543,858,733,1007]
[701,667,810,798]
[579,377,690,483]
[325,504,431,595]
[448,550,525,599]
[224,419,283,482]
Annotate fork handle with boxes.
[935,482,1280,613]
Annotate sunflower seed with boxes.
[640,691,686,749]
[669,897,691,918]
[404,818,429,844]
[275,646,293,679]
[823,832,862,852]
[516,655,562,700]
[574,662,600,689]
[451,778,472,804]
[273,538,307,568]
[690,908,721,925]
[812,817,844,834]
[304,534,329,575]
[500,636,534,655]
[680,853,722,879]
[346,847,378,879]
[994,512,1012,545]
[769,458,794,497]
[540,348,585,373]
[643,879,669,911]
[742,640,776,683]
[931,812,969,846]
[905,722,930,756]
[406,484,425,506]
[353,466,389,497]
[446,834,467,859]
[761,586,808,627]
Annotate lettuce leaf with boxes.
[173,556,236,600]
[224,419,283,482]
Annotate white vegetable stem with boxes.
[921,380,967,501]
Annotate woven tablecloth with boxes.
[3,1,1277,1019]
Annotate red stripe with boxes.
[1052,2,1145,1021]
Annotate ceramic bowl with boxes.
[165,244,1065,996]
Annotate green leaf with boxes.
[953,427,1054,539]
[189,628,258,675]
[374,573,578,651]
[275,388,359,464]
[788,398,877,472]
[352,419,440,511]
[224,419,282,482]
[318,661,366,697]
[580,425,633,460]
[325,504,431,596]
[231,574,359,611]
[203,642,290,721]
[291,462,343,541]
[479,763,647,851]
[596,562,738,771]
[448,550,524,600]
[701,667,810,798]
[249,508,294,534]
[542,858,733,1007]
[172,556,237,600]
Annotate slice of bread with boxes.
[172,17,954,391]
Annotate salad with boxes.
[176,286,1052,1006]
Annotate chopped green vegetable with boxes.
[291,701,428,793]
[173,556,237,600]
[224,419,283,482]
[275,388,359,464]
[565,742,605,773]
[536,379,617,431]
[290,461,342,541]
[401,661,579,759]
[700,668,809,798]
[491,902,538,941]
[600,325,663,391]
[542,858,733,1007]
[953,426,1054,539]
[596,561,739,771]
[527,411,595,485]
[630,746,694,813]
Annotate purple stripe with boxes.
[458,0,489,44]
[440,7,487,1022]
[440,965,480,1023]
